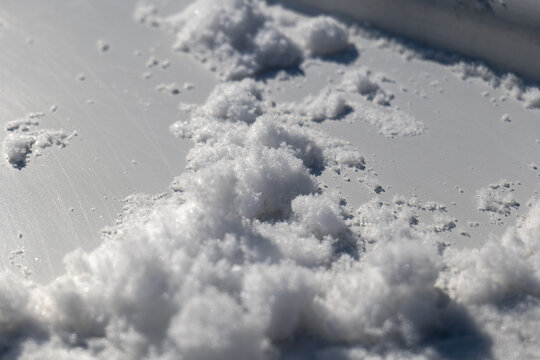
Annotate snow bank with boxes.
[3,115,76,169]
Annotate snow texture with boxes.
[453,61,540,110]
[341,67,394,106]
[0,74,539,359]
[298,16,350,56]
[358,106,426,138]
[163,0,350,79]
[1,1,540,359]
[476,180,520,224]
[299,87,351,122]
[3,114,76,169]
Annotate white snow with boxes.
[453,61,540,110]
[0,70,538,359]
[476,180,520,223]
[300,87,350,122]
[358,106,426,138]
[3,116,76,168]
[341,67,394,106]
[163,0,351,79]
[1,0,540,359]
[299,16,350,56]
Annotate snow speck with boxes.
[97,39,110,52]
[156,83,180,95]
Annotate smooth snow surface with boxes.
[1,0,540,359]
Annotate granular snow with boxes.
[161,0,351,79]
[1,1,540,359]
[476,180,520,223]
[299,87,350,122]
[1,73,539,359]
[357,106,426,138]
[453,61,540,110]
[298,16,350,56]
[3,116,76,169]
[341,67,394,106]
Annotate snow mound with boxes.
[163,0,351,79]
[299,16,349,56]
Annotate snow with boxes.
[1,0,540,359]
[0,69,538,359]
[299,16,350,56]
[3,115,76,169]
[453,61,540,110]
[163,0,351,79]
[341,67,394,106]
[357,106,425,138]
[476,180,520,223]
[300,87,350,122]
